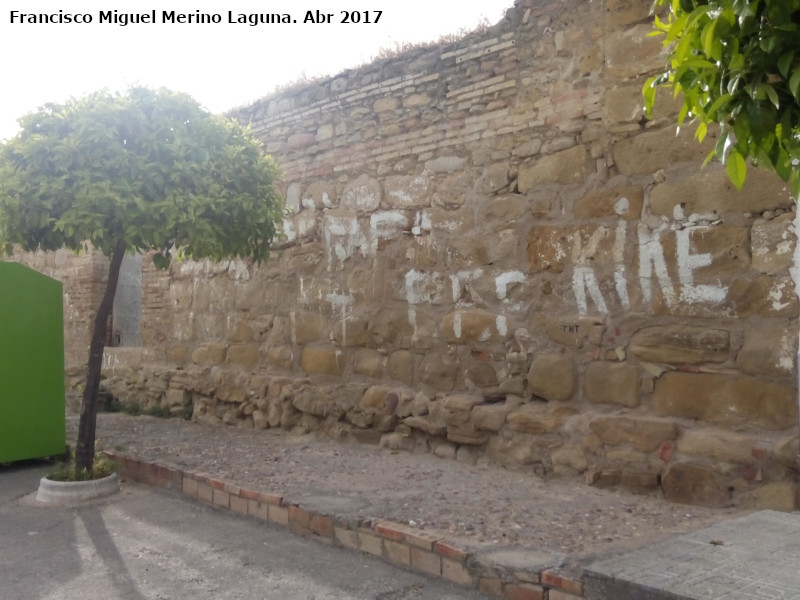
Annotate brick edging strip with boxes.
[103,451,584,600]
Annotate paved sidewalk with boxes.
[583,511,800,600]
[1,462,489,600]
[75,414,800,599]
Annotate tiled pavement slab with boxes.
[583,511,800,600]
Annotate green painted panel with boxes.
[0,262,66,462]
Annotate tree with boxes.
[0,87,283,473]
[643,0,800,194]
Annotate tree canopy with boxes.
[0,86,282,268]
[643,0,800,194]
[0,87,283,473]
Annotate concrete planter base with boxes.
[36,473,119,504]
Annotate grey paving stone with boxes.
[583,511,800,600]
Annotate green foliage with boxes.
[46,451,117,482]
[104,397,174,418]
[0,86,283,266]
[644,0,800,194]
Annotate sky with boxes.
[0,1,510,141]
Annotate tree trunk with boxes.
[74,238,127,473]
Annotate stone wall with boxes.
[18,0,800,508]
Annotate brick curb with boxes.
[103,451,584,600]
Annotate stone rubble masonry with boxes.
[104,450,587,600]
[17,0,800,509]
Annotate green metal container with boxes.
[0,262,66,463]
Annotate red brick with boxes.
[384,540,411,566]
[196,482,213,503]
[441,558,472,587]
[239,487,260,501]
[288,505,312,532]
[375,521,406,542]
[541,570,583,595]
[268,505,289,526]
[478,577,504,598]
[248,499,268,520]
[208,478,225,490]
[335,527,359,550]
[310,514,334,538]
[504,583,544,600]
[230,495,248,515]
[259,492,284,505]
[410,548,441,577]
[358,530,383,556]
[212,489,230,508]
[223,482,241,495]
[405,529,440,551]
[182,477,198,497]
[433,540,469,562]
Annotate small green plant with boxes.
[121,400,143,416]
[46,451,117,482]
[143,404,172,419]
[180,403,194,421]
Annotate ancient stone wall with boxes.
[19,0,800,508]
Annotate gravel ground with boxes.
[77,413,746,569]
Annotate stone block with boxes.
[419,351,459,391]
[585,361,639,407]
[384,174,432,208]
[736,328,796,377]
[678,428,756,465]
[487,432,546,466]
[604,0,660,28]
[605,25,665,78]
[447,424,489,446]
[472,403,512,432]
[300,347,344,376]
[465,362,498,388]
[653,372,796,430]
[291,310,328,344]
[649,165,794,216]
[361,385,394,410]
[441,310,510,344]
[352,348,384,378]
[191,344,225,367]
[507,405,564,434]
[474,163,509,194]
[726,276,799,318]
[480,195,528,223]
[404,416,447,437]
[341,174,382,212]
[589,415,677,452]
[737,482,797,512]
[551,447,588,474]
[368,308,414,346]
[527,225,616,273]
[527,354,577,402]
[386,350,415,385]
[292,389,331,418]
[545,317,606,348]
[661,462,729,507]
[574,185,643,220]
[774,434,799,469]
[264,345,293,370]
[373,97,399,113]
[629,325,730,364]
[227,344,260,369]
[751,214,795,274]
[330,316,368,348]
[614,124,715,176]
[518,146,589,191]
[443,394,484,425]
